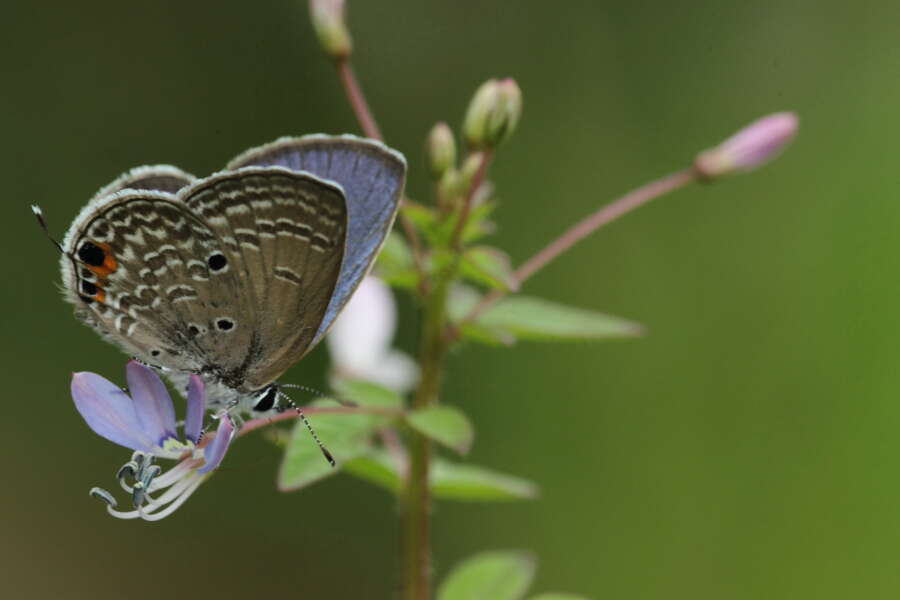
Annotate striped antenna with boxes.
[31,205,65,254]
[277,389,335,467]
[280,383,358,407]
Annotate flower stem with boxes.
[402,271,451,600]
[455,168,697,332]
[334,57,429,294]
[336,58,382,140]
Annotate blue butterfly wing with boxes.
[227,134,407,348]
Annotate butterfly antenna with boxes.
[31,205,65,254]
[280,383,358,407]
[278,390,336,467]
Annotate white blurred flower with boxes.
[327,276,417,393]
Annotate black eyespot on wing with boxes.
[207,253,227,271]
[81,280,98,296]
[78,241,105,266]
[216,318,234,331]
[151,350,160,357]
[187,325,200,337]
[79,295,94,304]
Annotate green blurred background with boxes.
[2,0,896,598]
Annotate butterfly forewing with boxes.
[177,168,346,388]
[227,135,406,345]
[62,168,347,394]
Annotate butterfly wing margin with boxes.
[227,134,406,347]
[93,165,197,198]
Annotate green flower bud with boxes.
[309,0,352,59]
[437,168,462,212]
[463,78,522,149]
[426,122,457,179]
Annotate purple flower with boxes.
[694,112,798,179]
[72,361,234,521]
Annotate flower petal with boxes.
[71,372,154,451]
[184,375,205,445]
[197,417,234,474]
[125,361,177,445]
[327,276,396,374]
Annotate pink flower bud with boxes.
[694,112,798,179]
[309,0,352,59]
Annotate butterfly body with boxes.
[59,135,406,415]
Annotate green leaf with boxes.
[529,594,592,600]
[437,551,536,600]
[477,296,643,340]
[401,201,439,231]
[277,402,377,491]
[331,378,405,409]
[343,453,401,494]
[458,321,517,346]
[279,381,403,491]
[461,246,518,291]
[448,285,642,345]
[406,405,475,454]
[461,200,498,244]
[431,459,539,501]
[341,451,539,501]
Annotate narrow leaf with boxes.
[341,451,538,502]
[437,551,536,600]
[461,246,518,291]
[331,378,404,409]
[406,405,475,454]
[529,594,592,600]
[431,459,539,501]
[343,453,401,494]
[477,296,643,341]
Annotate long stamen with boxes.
[148,457,202,490]
[141,469,204,510]
[140,474,205,521]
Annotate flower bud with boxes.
[463,78,522,148]
[694,112,798,179]
[426,122,457,179]
[309,0,352,60]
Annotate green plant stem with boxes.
[449,150,492,251]
[402,271,451,600]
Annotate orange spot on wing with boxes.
[95,288,106,302]
[87,242,118,277]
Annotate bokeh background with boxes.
[2,1,897,598]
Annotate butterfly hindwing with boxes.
[62,168,347,393]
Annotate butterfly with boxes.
[50,134,406,419]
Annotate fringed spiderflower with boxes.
[72,361,234,521]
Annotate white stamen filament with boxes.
[148,457,203,490]
[141,469,204,510]
[139,475,205,521]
